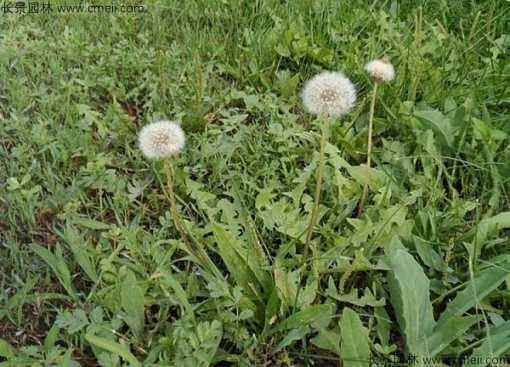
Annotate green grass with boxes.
[1,0,510,366]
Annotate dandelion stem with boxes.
[358,82,378,217]
[304,118,329,260]
[162,160,189,244]
[410,7,422,101]
[161,160,218,276]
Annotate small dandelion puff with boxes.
[301,71,356,117]
[365,56,395,83]
[138,120,185,159]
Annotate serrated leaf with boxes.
[61,348,80,367]
[160,271,194,321]
[211,223,263,300]
[0,339,14,358]
[296,276,318,308]
[340,307,370,367]
[311,328,341,355]
[414,109,456,148]
[413,235,444,271]
[327,285,385,307]
[85,334,141,367]
[273,304,333,332]
[58,226,98,282]
[276,326,310,352]
[275,70,300,99]
[347,165,384,190]
[275,43,291,57]
[386,238,435,358]
[231,183,272,294]
[120,269,145,337]
[264,286,280,328]
[273,262,298,308]
[55,309,89,334]
[255,187,275,210]
[72,218,111,230]
[374,307,392,348]
[464,212,510,249]
[44,324,60,350]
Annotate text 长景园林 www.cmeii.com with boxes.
[1,2,147,14]
[368,354,510,366]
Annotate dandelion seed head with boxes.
[301,71,356,117]
[138,120,185,159]
[365,57,395,83]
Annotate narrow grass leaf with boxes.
[436,260,510,328]
[427,315,480,357]
[32,243,77,299]
[466,321,510,367]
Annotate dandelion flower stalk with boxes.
[161,159,189,247]
[304,117,329,260]
[357,83,378,217]
[160,161,215,272]
[138,120,189,239]
[301,71,356,260]
[358,57,395,217]
[138,120,209,267]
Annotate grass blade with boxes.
[32,243,77,299]
[427,315,480,357]
[466,321,510,367]
[436,260,510,328]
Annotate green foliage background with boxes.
[1,0,509,366]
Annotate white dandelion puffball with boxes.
[138,120,185,159]
[301,71,356,117]
[365,57,395,83]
